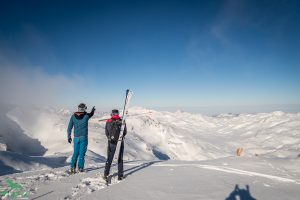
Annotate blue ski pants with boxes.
[71,137,88,169]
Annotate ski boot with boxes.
[70,168,76,174]
[103,174,109,185]
[103,174,108,180]
[78,168,84,173]
[118,176,123,181]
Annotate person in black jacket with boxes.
[104,109,127,180]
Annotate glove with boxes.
[92,106,96,112]
[68,137,72,144]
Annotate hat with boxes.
[111,109,119,116]
[78,103,87,112]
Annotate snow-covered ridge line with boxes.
[1,106,300,174]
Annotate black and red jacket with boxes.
[105,115,127,139]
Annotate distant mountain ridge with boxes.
[1,106,300,174]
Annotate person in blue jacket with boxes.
[67,103,95,173]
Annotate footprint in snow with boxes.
[70,172,121,198]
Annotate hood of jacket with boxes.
[74,112,87,119]
[106,115,121,122]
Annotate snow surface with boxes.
[1,158,300,199]
[1,106,300,199]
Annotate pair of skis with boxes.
[105,89,133,185]
[120,89,133,140]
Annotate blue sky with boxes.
[0,0,299,112]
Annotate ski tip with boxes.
[126,89,133,94]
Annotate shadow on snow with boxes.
[225,184,257,200]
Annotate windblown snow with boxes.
[0,106,300,199]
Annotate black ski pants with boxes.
[104,140,124,178]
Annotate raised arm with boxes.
[87,106,96,118]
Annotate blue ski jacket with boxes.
[67,110,94,138]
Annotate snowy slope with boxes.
[1,157,300,200]
[1,106,300,199]
[1,106,300,173]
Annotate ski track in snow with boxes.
[150,163,300,184]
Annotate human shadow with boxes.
[124,160,161,178]
[107,160,161,183]
[124,160,146,164]
[84,165,105,172]
[225,184,257,200]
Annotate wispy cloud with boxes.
[185,0,248,72]
[210,0,245,44]
[0,66,83,107]
[0,25,85,107]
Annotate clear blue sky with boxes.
[0,0,299,112]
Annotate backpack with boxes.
[109,119,122,143]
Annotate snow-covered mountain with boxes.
[1,106,300,199]
[1,106,300,173]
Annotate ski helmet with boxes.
[78,103,87,112]
[111,109,119,116]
